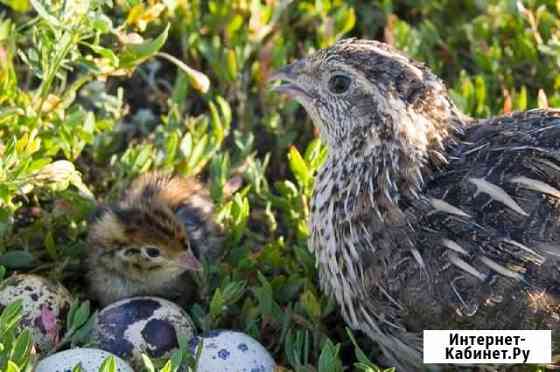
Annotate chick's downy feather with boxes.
[87,173,221,306]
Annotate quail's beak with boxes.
[269,61,308,100]
[177,250,202,271]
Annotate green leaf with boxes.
[119,24,170,69]
[222,281,246,305]
[30,0,61,26]
[288,146,311,190]
[164,132,179,167]
[70,310,96,346]
[0,0,30,12]
[88,44,119,66]
[70,301,91,330]
[300,290,321,320]
[215,96,232,129]
[0,251,34,269]
[517,86,528,111]
[141,354,155,372]
[66,300,91,337]
[5,361,20,372]
[226,49,237,81]
[159,360,172,372]
[346,328,382,370]
[168,348,183,371]
[0,300,23,337]
[10,329,31,367]
[91,13,113,33]
[209,288,225,319]
[98,356,116,372]
[44,231,58,260]
[317,339,342,372]
[179,133,193,159]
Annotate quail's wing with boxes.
[414,109,560,322]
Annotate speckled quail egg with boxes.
[36,348,133,372]
[92,296,196,368]
[0,274,72,352]
[190,330,276,372]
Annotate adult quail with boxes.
[270,38,560,369]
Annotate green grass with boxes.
[0,0,559,371]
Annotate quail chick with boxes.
[271,38,560,369]
[87,172,220,306]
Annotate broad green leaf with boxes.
[69,301,90,331]
[119,24,170,69]
[318,339,342,372]
[44,231,58,260]
[10,329,31,366]
[98,356,116,372]
[91,13,113,33]
[209,288,224,318]
[5,361,20,372]
[300,290,321,320]
[288,146,310,190]
[0,0,30,12]
[0,251,34,269]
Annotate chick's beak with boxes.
[177,250,202,271]
[268,61,308,99]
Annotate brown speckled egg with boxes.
[0,274,72,352]
[91,296,196,369]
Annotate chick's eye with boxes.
[145,247,160,258]
[328,74,351,94]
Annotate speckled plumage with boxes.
[87,173,221,306]
[271,38,560,369]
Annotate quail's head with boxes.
[88,200,201,283]
[270,38,463,159]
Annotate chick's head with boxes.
[88,201,201,283]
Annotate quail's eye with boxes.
[145,247,160,258]
[328,74,351,94]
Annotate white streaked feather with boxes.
[441,239,469,255]
[448,252,487,281]
[479,256,524,281]
[377,284,404,310]
[342,241,358,283]
[342,280,359,326]
[509,176,560,199]
[410,248,425,269]
[359,304,383,333]
[469,177,528,216]
[534,158,560,173]
[430,197,471,218]
[502,239,545,264]
[534,242,560,259]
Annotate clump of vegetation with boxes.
[0,0,558,371]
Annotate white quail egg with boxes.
[0,274,72,352]
[190,330,276,372]
[36,348,133,372]
[92,296,196,368]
